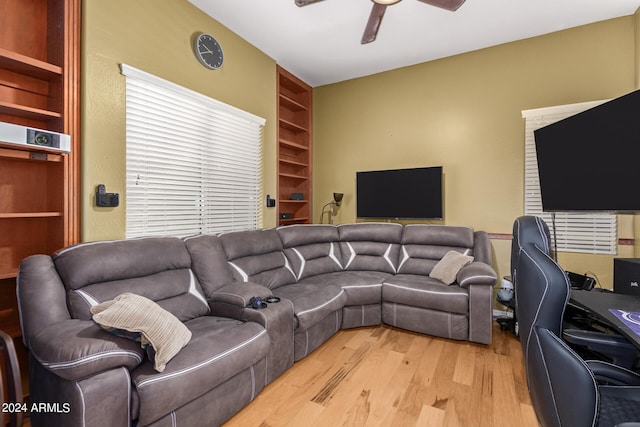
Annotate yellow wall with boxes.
[82,3,639,289]
[82,0,277,241]
[313,16,637,287]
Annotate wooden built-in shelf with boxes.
[279,118,309,133]
[278,216,310,225]
[0,271,18,281]
[0,146,63,161]
[0,0,81,398]
[0,101,62,121]
[277,66,313,226]
[279,93,308,112]
[279,172,309,180]
[280,158,308,167]
[0,47,63,78]
[0,212,63,219]
[279,139,309,151]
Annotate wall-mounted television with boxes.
[534,89,640,212]
[356,166,443,219]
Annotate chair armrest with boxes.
[564,328,639,370]
[209,282,274,307]
[457,262,497,288]
[29,319,144,381]
[586,359,640,386]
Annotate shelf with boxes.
[279,217,310,224]
[0,100,62,121]
[280,158,309,167]
[0,47,63,79]
[277,65,311,225]
[279,118,308,133]
[279,139,309,151]
[0,146,64,162]
[279,172,309,180]
[0,212,63,219]
[279,93,308,112]
[0,270,18,280]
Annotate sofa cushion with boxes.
[53,237,210,322]
[91,293,192,372]
[279,224,343,280]
[220,229,296,289]
[273,284,347,332]
[183,234,235,298]
[397,225,475,275]
[297,271,390,305]
[382,274,470,315]
[131,316,269,426]
[337,223,402,273]
[429,250,474,285]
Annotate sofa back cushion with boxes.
[278,225,343,280]
[53,237,210,322]
[183,234,235,298]
[337,223,402,273]
[397,225,475,275]
[219,229,296,289]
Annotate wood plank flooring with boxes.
[224,324,538,427]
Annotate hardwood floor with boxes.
[224,324,538,427]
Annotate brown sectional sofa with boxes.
[17,223,497,426]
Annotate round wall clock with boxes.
[194,33,224,70]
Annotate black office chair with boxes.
[1,330,23,427]
[512,216,638,372]
[516,241,640,426]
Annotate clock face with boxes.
[194,34,223,70]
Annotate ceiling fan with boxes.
[295,0,466,44]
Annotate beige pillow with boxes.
[429,251,474,285]
[91,293,191,372]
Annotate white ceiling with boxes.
[190,0,640,87]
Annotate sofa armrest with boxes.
[457,262,497,288]
[29,319,144,381]
[209,282,274,307]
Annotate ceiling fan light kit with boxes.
[295,0,466,44]
[372,0,401,5]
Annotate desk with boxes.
[569,290,640,349]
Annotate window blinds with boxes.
[122,64,265,238]
[521,101,617,255]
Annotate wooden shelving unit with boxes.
[277,66,312,225]
[0,0,81,402]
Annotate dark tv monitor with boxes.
[534,89,640,212]
[356,166,443,219]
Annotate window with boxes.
[122,64,266,238]
[522,101,617,255]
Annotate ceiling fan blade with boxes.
[295,0,325,6]
[361,3,387,44]
[417,0,466,12]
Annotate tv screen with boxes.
[534,89,640,212]
[356,166,443,219]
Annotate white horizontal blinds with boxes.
[522,101,617,255]
[122,64,265,238]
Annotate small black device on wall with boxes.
[614,258,640,296]
[266,194,276,208]
[96,184,119,207]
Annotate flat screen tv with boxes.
[356,166,443,219]
[534,89,640,212]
